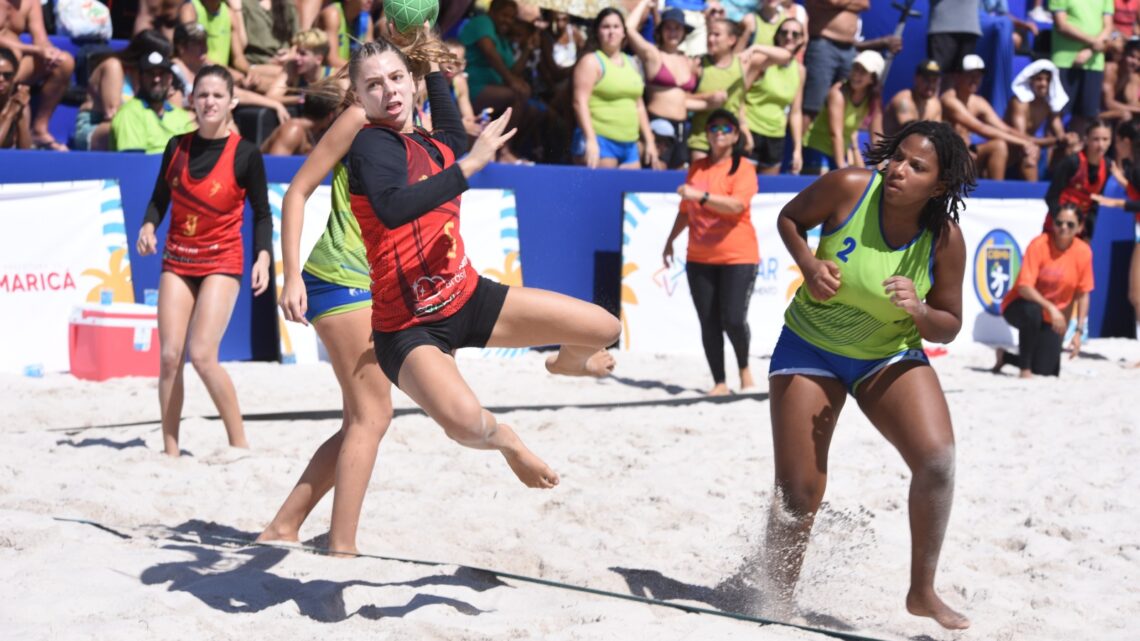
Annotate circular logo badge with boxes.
[973,229,1022,315]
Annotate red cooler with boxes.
[68,303,160,381]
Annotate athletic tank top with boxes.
[688,55,745,151]
[192,0,232,67]
[752,8,783,46]
[804,85,871,158]
[745,59,800,137]
[588,52,644,143]
[784,172,935,359]
[163,132,247,276]
[336,2,369,63]
[348,127,478,332]
[303,162,370,289]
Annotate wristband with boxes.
[699,192,709,205]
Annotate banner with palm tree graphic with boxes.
[0,180,133,373]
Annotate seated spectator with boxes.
[993,203,1092,378]
[1107,0,1139,58]
[0,0,76,150]
[172,22,290,124]
[884,59,944,138]
[942,54,1048,180]
[688,16,746,163]
[802,49,882,174]
[1007,60,1075,180]
[1043,119,1113,240]
[1050,0,1113,134]
[741,18,800,175]
[537,10,583,139]
[459,0,538,162]
[0,46,30,149]
[442,39,482,139]
[179,0,239,69]
[801,0,866,134]
[318,0,372,70]
[572,7,657,169]
[927,0,981,74]
[111,50,196,153]
[259,84,336,154]
[1101,37,1140,121]
[233,0,299,72]
[627,1,703,169]
[76,29,174,152]
[135,0,184,41]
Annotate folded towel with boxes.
[1011,59,1069,113]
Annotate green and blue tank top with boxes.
[804,86,870,158]
[192,0,233,67]
[688,55,745,151]
[588,52,644,143]
[784,172,935,359]
[744,59,800,137]
[303,162,371,289]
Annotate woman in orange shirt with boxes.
[994,203,1093,378]
[663,109,759,395]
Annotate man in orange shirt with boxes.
[994,203,1094,378]
[663,109,759,395]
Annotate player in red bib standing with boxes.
[136,65,273,457]
[344,37,621,488]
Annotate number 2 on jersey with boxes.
[836,236,856,263]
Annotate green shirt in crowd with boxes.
[110,98,196,154]
[1049,0,1113,72]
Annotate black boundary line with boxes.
[44,392,772,433]
[54,516,894,641]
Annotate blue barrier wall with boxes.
[1,149,1132,362]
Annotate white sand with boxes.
[1,340,1137,640]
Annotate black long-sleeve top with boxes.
[144,134,274,258]
[346,72,470,229]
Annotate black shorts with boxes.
[1059,67,1105,119]
[926,33,979,73]
[373,276,509,384]
[749,132,786,168]
[648,113,691,169]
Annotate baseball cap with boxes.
[961,54,986,72]
[139,50,173,72]
[650,118,676,139]
[852,50,885,78]
[916,58,942,76]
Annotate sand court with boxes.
[1,342,1136,640]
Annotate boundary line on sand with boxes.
[55,516,894,641]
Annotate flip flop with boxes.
[32,137,69,151]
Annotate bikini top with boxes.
[648,60,697,92]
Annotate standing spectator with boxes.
[111,50,196,153]
[884,59,944,137]
[801,0,868,134]
[742,18,801,174]
[627,1,702,169]
[76,30,174,152]
[442,39,482,139]
[318,0,372,70]
[572,7,657,169]
[928,0,982,74]
[688,17,746,162]
[1006,59,1072,180]
[1101,37,1140,121]
[1050,0,1114,134]
[460,0,538,163]
[942,54,1047,180]
[802,49,882,174]
[0,46,30,149]
[1043,119,1113,240]
[1092,121,1140,346]
[662,109,759,396]
[993,203,1092,378]
[981,0,1040,52]
[741,0,786,48]
[0,0,76,150]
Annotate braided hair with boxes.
[863,120,976,239]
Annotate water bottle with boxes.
[23,363,44,378]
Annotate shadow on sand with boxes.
[55,437,148,450]
[140,520,506,622]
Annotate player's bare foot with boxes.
[256,523,300,544]
[499,429,559,489]
[707,383,730,396]
[907,588,970,630]
[545,349,615,378]
[1018,369,1033,379]
[991,348,1005,374]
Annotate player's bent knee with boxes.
[775,478,825,517]
[159,347,184,374]
[187,345,219,372]
[916,447,956,486]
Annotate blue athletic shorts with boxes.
[768,326,929,394]
[571,128,641,165]
[302,271,371,322]
[802,147,837,173]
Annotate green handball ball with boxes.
[387,0,439,33]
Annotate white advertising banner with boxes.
[621,191,1044,357]
[271,187,523,364]
[0,180,134,374]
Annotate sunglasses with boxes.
[707,124,736,135]
[0,71,14,80]
[1056,220,1078,230]
[778,30,803,40]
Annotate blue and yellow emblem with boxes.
[973,229,1022,315]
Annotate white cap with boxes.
[962,54,986,72]
[852,50,885,79]
[650,118,676,139]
